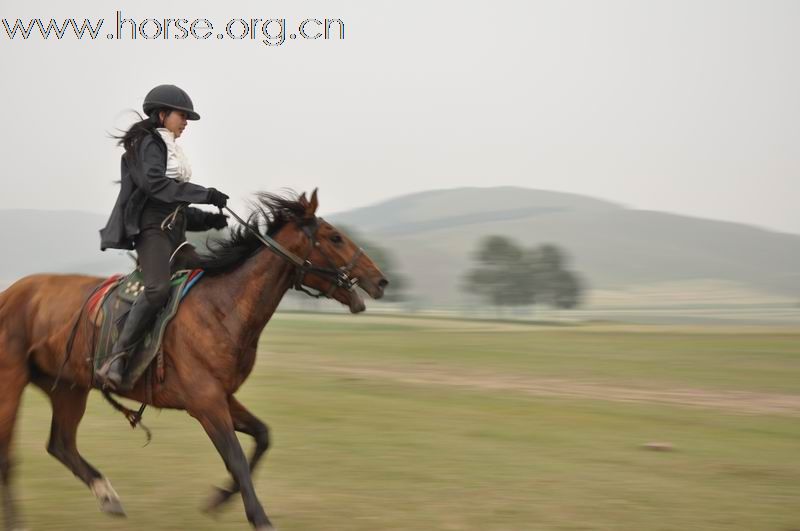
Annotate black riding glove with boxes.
[206,212,229,230]
[207,188,229,209]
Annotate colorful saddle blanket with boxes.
[90,268,204,389]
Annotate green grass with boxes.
[269,314,800,393]
[10,314,800,530]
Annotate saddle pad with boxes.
[87,274,124,320]
[92,268,204,389]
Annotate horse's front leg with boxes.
[204,396,271,513]
[189,392,274,530]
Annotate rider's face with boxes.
[160,109,188,139]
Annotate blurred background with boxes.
[1,0,798,530]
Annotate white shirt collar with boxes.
[156,127,176,145]
[154,127,192,182]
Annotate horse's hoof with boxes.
[91,478,126,517]
[202,486,234,514]
[99,496,127,517]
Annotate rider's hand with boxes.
[207,188,229,209]
[206,212,229,230]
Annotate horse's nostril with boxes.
[378,278,389,289]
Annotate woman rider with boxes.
[96,84,230,390]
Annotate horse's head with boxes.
[290,189,388,313]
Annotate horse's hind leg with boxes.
[29,372,126,517]
[0,345,28,531]
[204,396,271,513]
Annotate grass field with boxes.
[9,313,800,530]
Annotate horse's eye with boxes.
[330,234,343,244]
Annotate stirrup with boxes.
[94,352,129,390]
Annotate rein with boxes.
[223,207,362,299]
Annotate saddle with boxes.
[88,263,204,390]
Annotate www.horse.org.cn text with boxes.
[1,11,345,46]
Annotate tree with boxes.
[463,236,537,308]
[462,236,584,312]
[550,269,582,309]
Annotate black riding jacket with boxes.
[99,131,217,251]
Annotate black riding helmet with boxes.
[142,84,200,120]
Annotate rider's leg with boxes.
[95,228,172,389]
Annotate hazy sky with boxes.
[1,0,798,234]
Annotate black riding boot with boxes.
[94,295,161,390]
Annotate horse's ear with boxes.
[298,192,309,207]
[307,188,319,216]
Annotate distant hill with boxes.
[0,209,210,289]
[1,188,799,310]
[0,209,131,287]
[327,187,800,306]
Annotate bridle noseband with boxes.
[294,217,363,299]
[224,207,363,300]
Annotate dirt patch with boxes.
[275,361,800,416]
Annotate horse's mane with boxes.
[197,190,307,276]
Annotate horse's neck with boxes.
[214,227,300,348]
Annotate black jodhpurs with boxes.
[134,227,176,308]
[135,203,200,307]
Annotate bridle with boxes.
[294,216,363,298]
[223,207,363,300]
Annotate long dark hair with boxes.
[113,109,170,162]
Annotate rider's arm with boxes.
[128,136,212,205]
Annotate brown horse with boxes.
[0,189,388,530]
